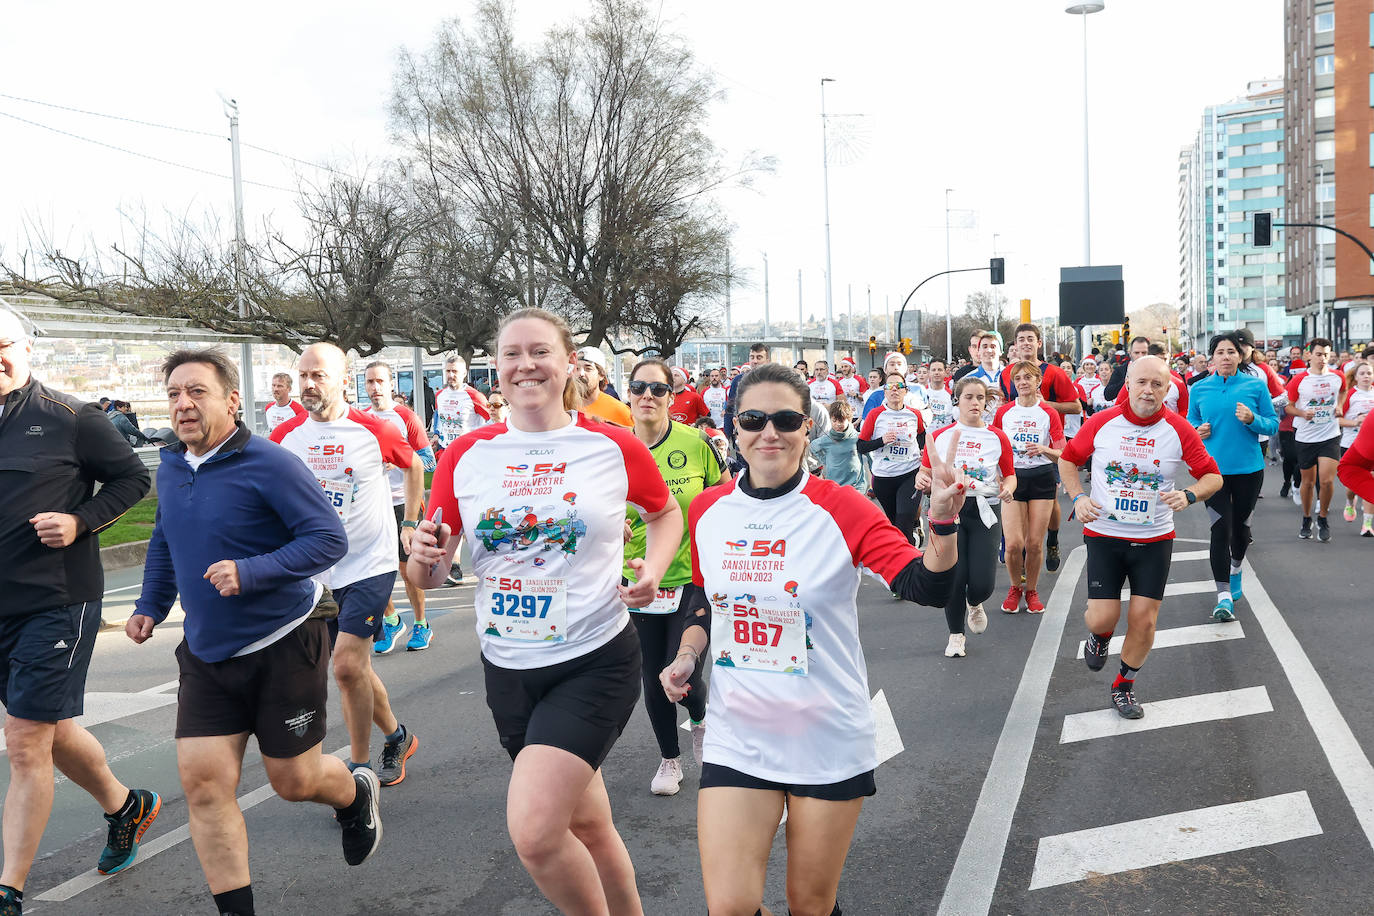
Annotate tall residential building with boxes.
[1178,80,1296,350]
[1285,0,1374,347]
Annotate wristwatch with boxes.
[401,520,419,529]
[1184,490,1197,505]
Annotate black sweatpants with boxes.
[872,470,921,545]
[1205,470,1264,587]
[1279,430,1301,489]
[944,499,1001,635]
[630,591,707,760]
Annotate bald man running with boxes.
[272,344,424,786]
[1059,357,1221,719]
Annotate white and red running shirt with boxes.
[271,407,416,588]
[858,406,925,477]
[994,399,1066,470]
[264,400,305,432]
[1285,370,1345,443]
[427,412,670,669]
[362,404,428,505]
[1114,371,1189,416]
[808,375,844,409]
[1340,386,1374,448]
[921,386,955,430]
[839,375,869,416]
[432,385,491,448]
[689,473,921,783]
[1061,404,1219,543]
[701,384,729,428]
[1079,375,1106,411]
[1242,361,1288,443]
[922,422,1015,498]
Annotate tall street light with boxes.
[1066,1,1104,267]
[820,77,836,367]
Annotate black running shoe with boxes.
[1316,516,1331,543]
[1111,685,1144,719]
[1084,632,1109,672]
[98,789,161,875]
[339,768,382,866]
[0,887,19,916]
[378,729,419,787]
[1298,519,1313,540]
[1045,544,1061,572]
[1279,482,1291,499]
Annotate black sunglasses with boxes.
[627,380,672,397]
[736,409,808,433]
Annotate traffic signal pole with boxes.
[895,259,1005,361]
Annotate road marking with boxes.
[872,689,904,765]
[1075,621,1245,659]
[1120,579,1214,600]
[1170,549,1210,562]
[1242,556,1374,851]
[936,546,1086,916]
[102,583,141,594]
[138,680,179,695]
[34,745,350,904]
[0,693,179,754]
[1028,791,1322,890]
[1059,686,1272,743]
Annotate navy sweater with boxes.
[134,423,347,662]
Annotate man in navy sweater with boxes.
[126,349,378,916]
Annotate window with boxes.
[1369,193,1374,227]
[1370,73,1374,106]
[1218,277,1227,285]
[1316,55,1335,76]
[1217,259,1226,268]
[1244,120,1263,133]
[1316,11,1334,32]
[1218,240,1226,250]
[1370,11,1374,46]
[1370,132,1374,167]
[1317,139,1336,160]
[1243,143,1262,155]
[1217,169,1226,178]
[1217,204,1225,214]
[1315,96,1335,118]
[1217,150,1225,160]
[1319,181,1336,202]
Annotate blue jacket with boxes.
[135,423,347,662]
[1187,371,1278,474]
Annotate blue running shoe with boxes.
[98,789,161,875]
[1229,571,1243,602]
[1212,596,1236,622]
[998,537,1005,564]
[374,618,408,655]
[406,622,433,651]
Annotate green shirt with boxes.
[623,421,724,587]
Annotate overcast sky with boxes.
[0,0,1282,339]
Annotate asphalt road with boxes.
[13,463,1374,915]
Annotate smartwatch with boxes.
[1184,490,1197,506]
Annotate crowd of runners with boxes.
[4,295,1374,915]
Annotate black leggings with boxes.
[944,499,1001,634]
[1205,470,1264,587]
[872,470,922,544]
[1279,430,1301,488]
[630,594,707,760]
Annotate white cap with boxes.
[576,347,607,371]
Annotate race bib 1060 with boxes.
[1109,487,1157,526]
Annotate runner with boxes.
[407,307,680,914]
[1078,357,1104,411]
[812,399,866,492]
[1187,333,1278,621]
[993,361,1066,614]
[623,358,723,796]
[917,376,1016,657]
[702,367,729,429]
[922,358,955,430]
[861,352,910,419]
[966,331,1004,389]
[858,373,926,548]
[723,343,772,444]
[1340,361,1374,534]
[273,343,422,787]
[1233,328,1289,495]
[363,361,439,655]
[836,358,869,416]
[430,353,491,450]
[1285,338,1344,542]
[1337,400,1374,525]
[264,371,306,432]
[0,308,160,916]
[808,358,844,409]
[951,330,988,383]
[574,347,633,427]
[668,367,710,425]
[656,360,965,916]
[1060,356,1221,719]
[128,348,374,916]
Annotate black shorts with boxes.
[393,503,410,562]
[1085,536,1173,601]
[699,762,876,801]
[0,601,101,721]
[1014,464,1058,502]
[1296,436,1341,469]
[482,623,641,769]
[332,571,397,640]
[175,619,330,758]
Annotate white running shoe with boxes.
[651,757,683,796]
[966,603,988,635]
[690,721,706,768]
[1292,486,1303,507]
[944,633,967,658]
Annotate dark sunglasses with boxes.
[736,409,808,433]
[627,380,672,397]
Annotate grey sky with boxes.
[0,0,1281,334]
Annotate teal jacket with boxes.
[1187,371,1279,474]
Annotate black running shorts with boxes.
[394,503,410,562]
[0,601,101,721]
[1013,464,1058,502]
[1296,435,1340,469]
[331,571,397,641]
[175,619,330,758]
[699,762,876,801]
[482,622,641,769]
[1085,536,1173,601]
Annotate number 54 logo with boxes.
[750,539,786,557]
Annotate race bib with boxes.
[479,576,567,643]
[712,597,807,676]
[317,477,352,521]
[1313,405,1334,424]
[640,586,680,616]
[1109,487,1157,526]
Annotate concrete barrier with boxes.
[101,539,149,571]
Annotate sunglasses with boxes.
[886,383,906,391]
[736,409,808,433]
[627,380,672,397]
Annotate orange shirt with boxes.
[582,390,632,427]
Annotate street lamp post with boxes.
[1066,2,1104,267]
[944,188,954,362]
[820,78,837,368]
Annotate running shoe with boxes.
[378,728,418,787]
[1212,596,1236,622]
[98,789,161,875]
[1024,590,1044,614]
[1279,481,1291,499]
[1111,685,1145,719]
[1316,516,1331,543]
[651,757,683,796]
[339,768,382,866]
[405,622,433,651]
[691,720,706,768]
[1229,571,1244,602]
[998,538,1006,564]
[1083,632,1110,672]
[1363,518,1374,538]
[0,887,18,916]
[966,602,988,634]
[1298,518,1313,540]
[374,618,408,655]
[1045,544,1061,572]
[442,563,463,588]
[1291,486,1303,507]
[943,633,967,658]
[1345,504,1358,523]
[1001,586,1023,613]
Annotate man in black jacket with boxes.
[1103,335,1152,401]
[0,307,160,914]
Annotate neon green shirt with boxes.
[623,421,724,587]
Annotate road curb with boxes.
[101,539,149,571]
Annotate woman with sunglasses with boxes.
[623,359,724,797]
[916,376,1016,658]
[407,308,680,914]
[857,372,927,548]
[658,361,966,916]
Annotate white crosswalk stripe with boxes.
[1075,621,1245,659]
[1059,686,1272,743]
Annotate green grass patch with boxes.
[99,495,158,548]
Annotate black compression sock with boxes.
[111,789,137,818]
[213,884,254,916]
[1047,528,1059,547]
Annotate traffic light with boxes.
[990,257,1006,285]
[868,335,877,352]
[899,337,912,355]
[1122,316,1130,342]
[1253,211,1272,248]
[1111,330,1120,345]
